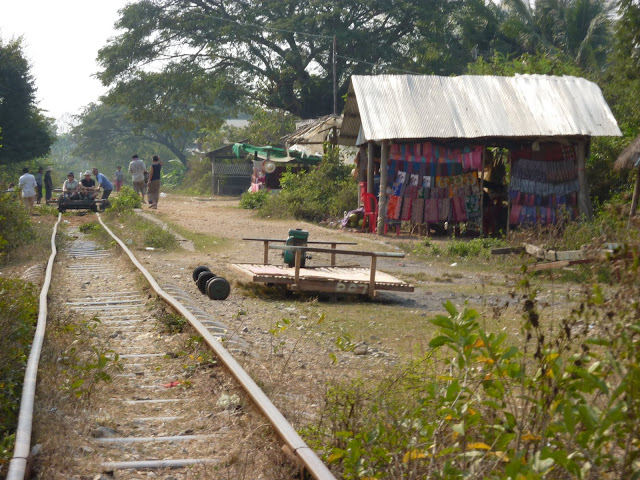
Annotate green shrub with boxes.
[0,192,33,261]
[259,146,357,222]
[105,186,141,214]
[239,190,270,209]
[0,278,38,462]
[309,247,640,479]
[143,222,178,250]
[78,222,100,233]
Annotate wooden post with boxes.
[376,141,389,235]
[294,250,302,284]
[368,255,377,298]
[330,243,337,266]
[367,141,374,194]
[506,152,512,239]
[263,241,269,265]
[480,148,485,237]
[211,154,216,195]
[630,165,640,226]
[576,139,593,220]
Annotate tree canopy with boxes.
[0,37,54,167]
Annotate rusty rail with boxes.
[7,214,62,480]
[97,215,336,480]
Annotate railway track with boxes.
[7,214,335,480]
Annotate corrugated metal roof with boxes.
[340,74,621,145]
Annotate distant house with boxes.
[339,74,621,234]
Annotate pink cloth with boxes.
[451,197,467,222]
[401,196,413,221]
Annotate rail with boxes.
[98,216,336,480]
[7,214,62,480]
[7,213,336,480]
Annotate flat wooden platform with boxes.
[231,263,414,295]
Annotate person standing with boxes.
[44,167,53,204]
[147,155,162,209]
[34,167,43,204]
[113,165,124,192]
[129,154,147,199]
[18,167,37,214]
[92,168,113,199]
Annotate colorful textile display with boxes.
[385,142,484,226]
[508,143,579,225]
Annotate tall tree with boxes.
[0,37,54,167]
[71,102,192,166]
[97,0,462,119]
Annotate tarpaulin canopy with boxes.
[232,143,322,164]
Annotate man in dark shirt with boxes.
[80,171,98,199]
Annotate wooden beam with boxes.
[367,141,374,195]
[377,141,389,235]
[629,165,640,225]
[528,259,592,272]
[576,140,593,220]
[368,256,377,298]
[491,247,524,255]
[268,245,405,258]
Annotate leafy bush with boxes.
[239,190,270,209]
[105,185,141,213]
[0,192,33,261]
[142,222,178,250]
[0,278,37,462]
[259,146,358,222]
[309,247,640,479]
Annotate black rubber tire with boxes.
[196,271,216,294]
[206,277,231,300]
[192,266,211,282]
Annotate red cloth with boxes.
[387,195,402,219]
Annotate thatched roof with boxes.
[615,135,640,170]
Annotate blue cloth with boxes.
[96,173,113,191]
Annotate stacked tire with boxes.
[192,266,231,300]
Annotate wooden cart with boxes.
[231,240,413,298]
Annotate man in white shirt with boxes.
[128,154,147,199]
[18,167,38,214]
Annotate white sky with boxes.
[1,0,130,127]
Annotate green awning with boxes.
[232,143,321,164]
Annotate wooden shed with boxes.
[339,74,622,235]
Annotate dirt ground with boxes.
[120,195,549,423]
[2,193,581,477]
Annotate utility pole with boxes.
[333,35,337,115]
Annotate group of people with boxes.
[62,168,113,201]
[17,167,54,214]
[129,154,162,209]
[13,154,161,214]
